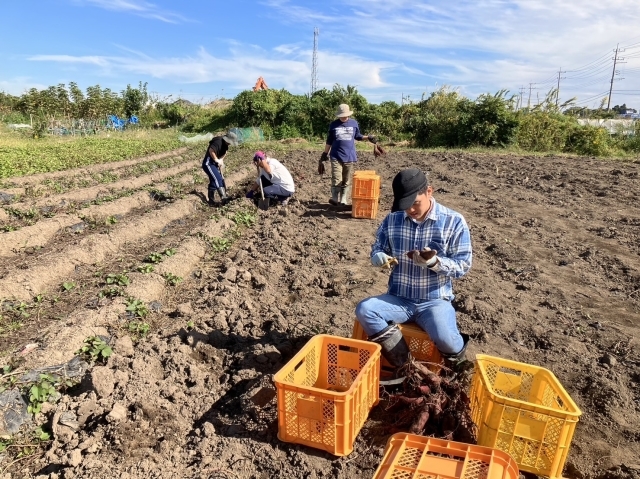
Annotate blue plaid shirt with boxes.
[371,199,472,301]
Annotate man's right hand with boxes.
[318,160,325,175]
[320,152,329,162]
[371,252,393,267]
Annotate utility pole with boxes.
[556,68,566,108]
[518,86,526,110]
[310,27,319,96]
[607,44,627,111]
[528,83,537,109]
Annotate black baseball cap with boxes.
[391,169,428,212]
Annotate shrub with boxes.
[565,125,612,156]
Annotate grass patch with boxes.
[0,129,185,179]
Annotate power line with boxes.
[556,67,566,107]
[310,27,319,96]
[607,44,626,110]
[518,86,526,110]
[528,82,538,108]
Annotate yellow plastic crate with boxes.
[351,319,442,376]
[274,335,381,456]
[469,355,582,479]
[373,433,520,479]
[352,172,381,199]
[352,197,379,219]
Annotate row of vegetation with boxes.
[2,82,639,159]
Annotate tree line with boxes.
[1,82,638,156]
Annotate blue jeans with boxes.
[355,294,463,354]
[259,177,293,201]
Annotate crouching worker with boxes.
[245,151,295,206]
[355,168,472,372]
[202,130,239,206]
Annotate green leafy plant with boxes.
[232,210,256,227]
[144,252,164,264]
[98,286,123,298]
[124,298,148,318]
[105,273,130,286]
[210,237,231,253]
[127,320,150,339]
[137,264,154,274]
[163,272,182,286]
[27,374,57,415]
[163,247,177,257]
[62,281,76,292]
[106,215,118,225]
[75,336,112,363]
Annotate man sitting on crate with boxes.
[355,169,472,372]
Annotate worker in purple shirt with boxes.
[317,104,377,206]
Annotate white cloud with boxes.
[73,0,191,23]
[27,44,395,94]
[264,0,640,105]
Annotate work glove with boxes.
[245,190,255,199]
[371,252,393,267]
[407,248,438,268]
[368,135,377,144]
[318,160,325,175]
[320,152,329,162]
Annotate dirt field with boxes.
[1,147,639,479]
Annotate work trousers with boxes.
[202,157,225,191]
[355,294,464,354]
[330,159,354,189]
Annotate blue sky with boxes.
[2,0,640,109]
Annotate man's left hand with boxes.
[407,248,438,268]
[368,135,377,144]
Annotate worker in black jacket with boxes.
[202,131,239,205]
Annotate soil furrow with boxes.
[9,160,199,210]
[0,196,202,301]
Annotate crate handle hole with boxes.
[338,345,358,353]
[294,359,305,371]
[499,366,523,377]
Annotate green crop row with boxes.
[0,130,184,179]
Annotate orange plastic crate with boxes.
[352,197,379,219]
[352,320,442,376]
[273,335,381,456]
[469,355,582,479]
[373,433,520,479]
[352,173,380,199]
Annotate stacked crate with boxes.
[351,170,381,219]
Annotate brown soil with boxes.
[1,149,639,479]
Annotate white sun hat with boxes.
[335,104,354,118]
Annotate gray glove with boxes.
[372,252,393,267]
[368,135,377,144]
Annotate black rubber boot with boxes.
[441,333,473,374]
[207,188,217,206]
[217,187,230,205]
[369,324,410,369]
